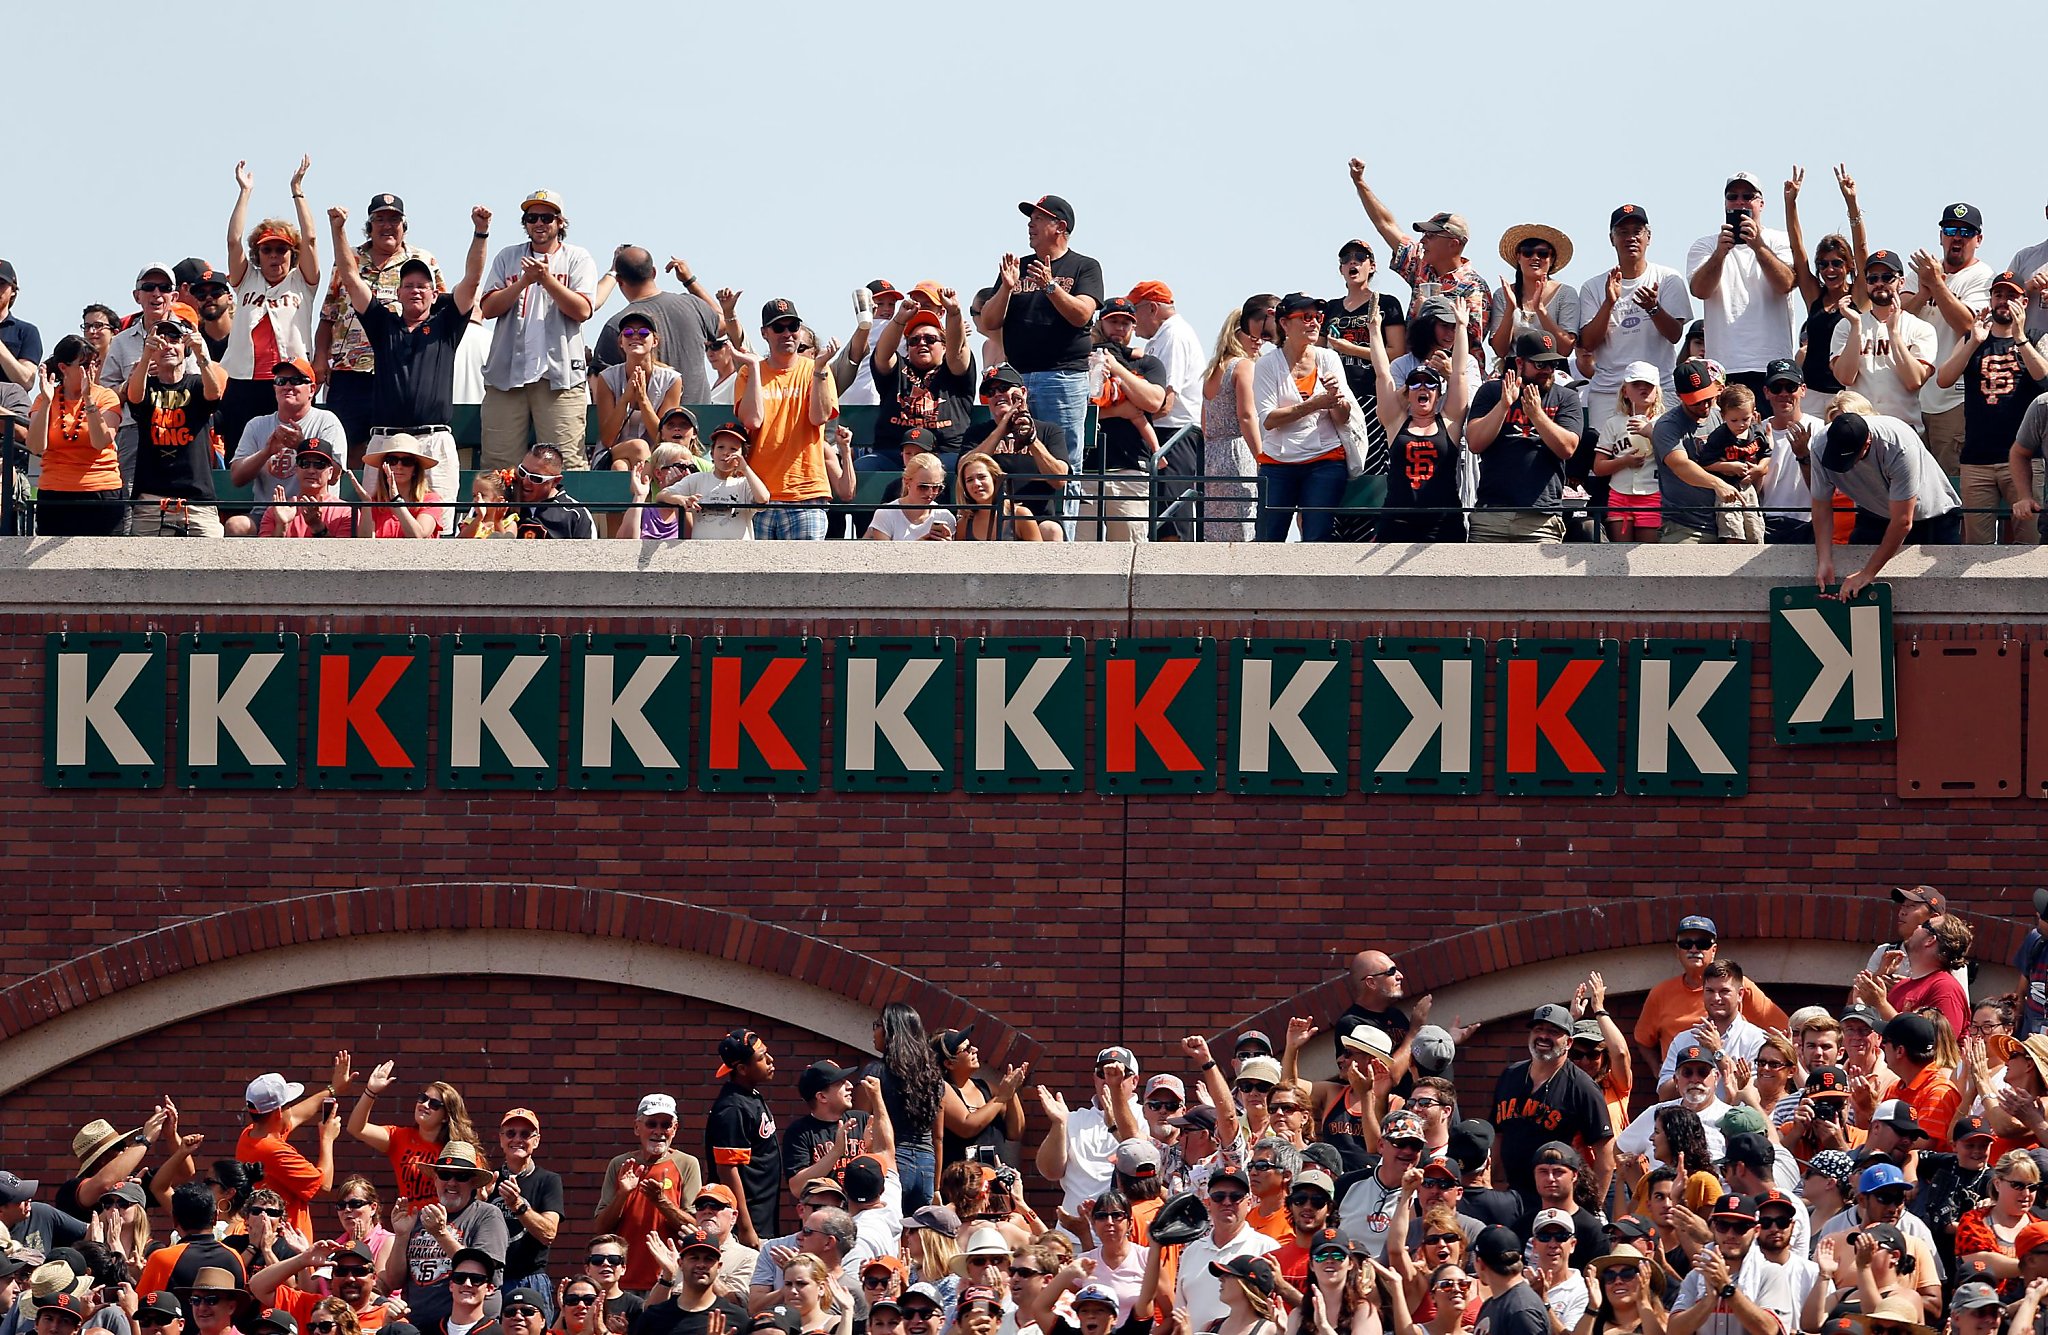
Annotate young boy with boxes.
[1700,384,1769,543]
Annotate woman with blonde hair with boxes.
[955,451,1056,542]
[341,1055,481,1210]
[220,155,323,463]
[1199,295,1274,543]
[305,1297,362,1335]
[362,437,445,537]
[782,1254,853,1335]
[863,453,954,541]
[1204,1254,1282,1335]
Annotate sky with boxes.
[6,0,2046,365]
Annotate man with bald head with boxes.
[590,244,722,402]
[1334,951,1430,1097]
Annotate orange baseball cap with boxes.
[271,358,316,381]
[905,309,944,333]
[862,1255,909,1278]
[910,281,946,307]
[251,226,298,250]
[500,1107,541,1129]
[692,1183,737,1209]
[1126,281,1174,305]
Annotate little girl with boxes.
[1591,362,1664,542]
[456,470,518,538]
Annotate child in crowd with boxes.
[1591,361,1664,542]
[1701,384,1769,544]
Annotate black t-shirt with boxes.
[516,493,595,539]
[1700,422,1768,472]
[706,1083,782,1240]
[962,420,1064,516]
[1962,335,2042,465]
[1324,293,1408,403]
[630,1294,749,1335]
[134,372,220,499]
[1486,1059,1612,1197]
[873,356,978,454]
[1089,347,1171,473]
[1386,417,1461,515]
[781,1110,871,1181]
[167,1238,247,1293]
[1474,1280,1550,1335]
[1802,301,1848,393]
[860,1062,937,1152]
[500,1162,565,1279]
[1459,1187,1522,1229]
[1002,251,1105,373]
[1335,1003,1414,1100]
[942,1075,1016,1168]
[359,293,469,428]
[1467,378,1584,513]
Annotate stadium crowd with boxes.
[6,889,2048,1335]
[4,159,2048,575]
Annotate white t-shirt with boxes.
[1142,313,1206,430]
[1250,345,1347,464]
[482,242,600,392]
[659,472,759,540]
[1176,1229,1279,1331]
[1616,1095,1731,1165]
[1761,413,1823,513]
[1058,1101,1138,1213]
[1595,412,1661,496]
[1829,310,1939,432]
[1542,1271,1589,1331]
[1579,264,1692,402]
[1686,229,1800,374]
[866,506,954,541]
[1672,1247,1807,1335]
[1907,260,1995,415]
[224,269,318,380]
[1081,1245,1149,1323]
[1334,1171,1402,1259]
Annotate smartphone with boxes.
[322,1097,339,1123]
[1726,210,1747,239]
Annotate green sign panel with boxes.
[1626,639,1751,797]
[179,632,300,789]
[835,637,957,793]
[568,635,691,791]
[699,636,822,793]
[1495,639,1619,796]
[1099,638,1216,794]
[1770,583,1896,744]
[962,637,1086,793]
[438,635,562,790]
[45,632,167,788]
[307,635,431,791]
[1359,638,1484,794]
[1228,640,1352,795]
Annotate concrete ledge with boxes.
[9,537,2048,622]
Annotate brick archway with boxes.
[0,884,1038,1093]
[1218,892,2026,1050]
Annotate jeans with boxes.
[1256,457,1348,542]
[896,1140,937,1214]
[1021,368,1090,532]
[754,505,830,540]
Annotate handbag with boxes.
[1324,348,1375,479]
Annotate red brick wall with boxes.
[0,611,2034,1192]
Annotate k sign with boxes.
[179,633,300,789]
[439,635,562,790]
[45,632,166,788]
[1770,584,1896,744]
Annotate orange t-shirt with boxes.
[1633,975,1788,1055]
[35,385,124,492]
[1246,1201,1294,1242]
[236,1124,325,1241]
[607,1153,693,1291]
[136,1241,187,1298]
[737,357,835,502]
[274,1284,389,1332]
[1885,1064,1962,1152]
[383,1125,443,1208]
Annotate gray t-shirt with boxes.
[1653,403,1723,533]
[2010,239,2048,341]
[1488,284,1584,354]
[590,291,720,400]
[1810,413,1961,520]
[229,407,350,528]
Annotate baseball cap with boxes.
[1708,1192,1756,1221]
[796,1061,856,1101]
[693,1184,737,1210]
[1954,1113,1993,1142]
[1726,172,1765,192]
[1095,1045,1139,1076]
[1805,1065,1851,1098]
[1677,914,1718,937]
[1620,360,1662,387]
[749,1309,803,1335]
[1127,281,1174,306]
[134,1294,183,1321]
[35,1295,86,1325]
[1893,884,1949,911]
[367,193,406,216]
[1951,1281,2002,1313]
[1018,195,1076,231]
[710,421,751,447]
[172,258,220,290]
[1721,1132,1774,1172]
[1293,1167,1336,1197]
[1764,358,1805,389]
[1206,1256,1277,1296]
[0,1171,39,1205]
[1673,1044,1715,1071]
[1863,1223,1908,1255]
[1098,296,1138,322]
[637,1093,678,1119]
[1865,249,1906,277]
[1569,1019,1605,1046]
[931,1028,973,1060]
[1872,1099,1929,1138]
[0,259,16,288]
[1420,1152,1461,1183]
[1473,1225,1523,1270]
[1674,361,1720,407]
[520,189,565,215]
[1857,1162,1909,1193]
[245,1073,305,1114]
[1840,1004,1884,1031]
[1144,1074,1187,1102]
[1719,1107,1768,1137]
[903,307,943,334]
[1447,1118,1494,1173]
[1410,1024,1456,1074]
[1233,1031,1274,1056]
[843,1156,887,1204]
[1072,1286,1120,1312]
[1529,1004,1574,1033]
[1113,1138,1161,1179]
[1606,1214,1654,1242]
[1404,367,1447,391]
[271,358,316,383]
[980,364,1025,395]
[1534,1141,1584,1172]
[1996,270,2028,296]
[1939,203,1984,231]
[865,278,902,301]
[798,1175,847,1202]
[135,261,176,286]
[1512,330,1566,365]
[1337,239,1376,259]
[1382,1111,1427,1145]
[1415,295,1463,327]
[716,1028,768,1078]
[1821,413,1872,472]
[1882,1014,1937,1061]
[1530,1207,1576,1235]
[759,298,801,328]
[1609,204,1650,228]
[1168,1104,1218,1133]
[1412,212,1471,242]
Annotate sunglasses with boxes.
[910,481,945,494]
[1516,244,1555,260]
[1600,1266,1641,1282]
[1432,1278,1469,1292]
[1288,1192,1331,1208]
[1091,1210,1130,1221]
[1941,226,1980,238]
[1312,1249,1350,1263]
[1758,1216,1795,1229]
[249,1206,286,1218]
[863,1277,893,1289]
[1710,1219,1755,1233]
[1209,1190,1247,1205]
[521,212,558,225]
[137,282,174,293]
[504,1310,542,1322]
[1725,192,1760,202]
[137,1318,178,1329]
[339,1198,373,1210]
[189,1297,228,1308]
[1755,1059,1792,1071]
[1407,1097,1448,1109]
[902,1309,940,1320]
[1144,1099,1182,1111]
[1677,936,1715,950]
[418,1095,446,1110]
[588,1254,625,1266]
[563,1296,600,1308]
[1249,1159,1282,1172]
[1424,1232,1462,1245]
[515,464,558,484]
[904,335,943,347]
[1269,1103,1304,1114]
[332,1266,372,1279]
[308,1324,341,1334]
[642,1117,677,1130]
[1533,1231,1573,1244]
[449,1273,491,1287]
[1235,1081,1274,1095]
[619,328,655,340]
[1011,1268,1044,1280]
[1871,1190,1909,1205]
[1817,258,1851,269]
[274,377,312,389]
[769,320,803,334]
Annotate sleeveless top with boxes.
[1801,299,1848,393]
[1203,355,1244,441]
[1385,416,1461,513]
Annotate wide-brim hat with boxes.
[947,1224,1013,1276]
[29,1260,91,1300]
[1587,1243,1651,1274]
[1500,224,1574,271]
[430,1142,495,1184]
[71,1119,136,1169]
[1850,1297,1934,1335]
[365,434,435,469]
[175,1266,253,1309]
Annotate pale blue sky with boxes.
[7,0,2044,364]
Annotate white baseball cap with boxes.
[637,1093,678,1119]
[1620,361,1661,386]
[245,1073,305,1114]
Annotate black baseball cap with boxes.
[368,193,406,216]
[843,1155,887,1205]
[1722,1132,1774,1172]
[1764,358,1804,389]
[1675,359,1720,406]
[900,426,942,457]
[932,1028,973,1060]
[173,258,221,290]
[1018,195,1076,231]
[1821,413,1872,472]
[1708,1192,1756,1222]
[1882,1013,1938,1061]
[760,298,801,327]
[1277,292,1323,318]
[397,258,434,284]
[660,406,700,432]
[618,311,658,333]
[1098,296,1137,321]
[980,365,1024,395]
[1609,204,1650,228]
[796,1060,856,1101]
[1512,329,1566,366]
[135,1294,184,1320]
[1865,249,1906,277]
[1939,203,1983,231]
[0,260,16,288]
[1473,1225,1523,1270]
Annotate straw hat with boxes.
[1499,223,1574,271]
[70,1119,136,1170]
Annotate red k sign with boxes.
[1495,639,1619,795]
[1099,638,1216,793]
[308,636,429,790]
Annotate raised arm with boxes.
[454,207,491,314]
[291,156,320,285]
[1784,167,1820,307]
[328,209,374,314]
[227,160,254,286]
[1366,306,1405,438]
[1348,160,1407,252]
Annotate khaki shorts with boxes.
[1467,510,1565,543]
[481,381,591,470]
[1076,472,1152,542]
[133,496,224,537]
[1658,523,1719,544]
[1923,404,1965,478]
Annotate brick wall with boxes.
[0,607,2035,1205]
